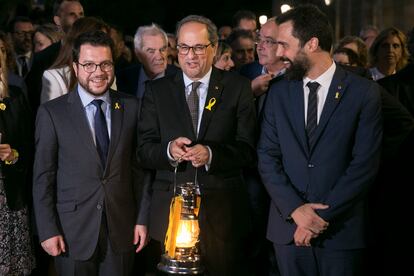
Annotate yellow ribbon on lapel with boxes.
[114,102,121,109]
[205,97,216,111]
[0,103,6,111]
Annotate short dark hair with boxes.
[72,30,114,63]
[8,16,32,32]
[232,10,256,28]
[53,0,80,16]
[176,15,218,46]
[276,4,333,52]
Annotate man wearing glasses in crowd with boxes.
[138,15,256,275]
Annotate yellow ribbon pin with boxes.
[335,92,340,99]
[114,102,121,110]
[205,97,216,111]
[0,103,6,111]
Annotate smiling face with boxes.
[177,21,217,80]
[276,21,311,80]
[73,44,114,96]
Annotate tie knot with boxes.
[191,81,201,92]
[91,99,104,108]
[306,81,320,93]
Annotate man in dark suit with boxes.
[138,15,256,275]
[116,24,178,104]
[33,30,147,276]
[257,5,382,276]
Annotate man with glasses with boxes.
[8,16,34,77]
[138,15,256,275]
[33,30,148,276]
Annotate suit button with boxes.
[308,164,315,168]
[97,204,102,210]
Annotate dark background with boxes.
[1,0,332,35]
[1,0,413,41]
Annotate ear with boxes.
[306,37,319,52]
[53,16,61,27]
[72,62,78,77]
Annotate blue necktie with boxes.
[91,99,109,166]
[306,81,320,148]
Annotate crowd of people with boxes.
[0,0,413,275]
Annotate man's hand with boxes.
[41,235,66,256]
[182,144,210,167]
[169,137,192,162]
[251,74,273,97]
[133,224,148,253]
[291,203,329,234]
[293,226,318,247]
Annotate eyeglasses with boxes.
[76,61,114,73]
[13,31,34,38]
[255,37,278,47]
[177,43,212,55]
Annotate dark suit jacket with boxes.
[137,68,257,244]
[33,88,142,260]
[116,63,179,97]
[258,65,382,249]
[0,85,33,210]
[378,63,414,116]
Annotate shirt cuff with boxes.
[167,141,178,167]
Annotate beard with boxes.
[285,50,311,81]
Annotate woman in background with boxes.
[33,23,62,53]
[214,41,235,71]
[0,38,35,276]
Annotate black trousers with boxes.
[274,243,364,276]
[55,216,135,276]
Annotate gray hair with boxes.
[134,23,168,50]
[176,15,218,46]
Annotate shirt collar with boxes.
[77,84,111,108]
[303,60,336,88]
[183,67,213,89]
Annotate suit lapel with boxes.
[288,80,309,154]
[172,73,196,139]
[106,90,123,171]
[67,90,102,166]
[198,68,223,140]
[310,66,348,151]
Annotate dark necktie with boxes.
[19,56,28,77]
[306,81,320,148]
[187,82,201,135]
[91,99,109,166]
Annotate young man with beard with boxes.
[257,5,382,276]
[33,30,148,276]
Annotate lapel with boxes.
[310,66,348,152]
[288,80,309,155]
[67,89,102,167]
[198,68,223,140]
[172,72,197,139]
[106,90,123,172]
